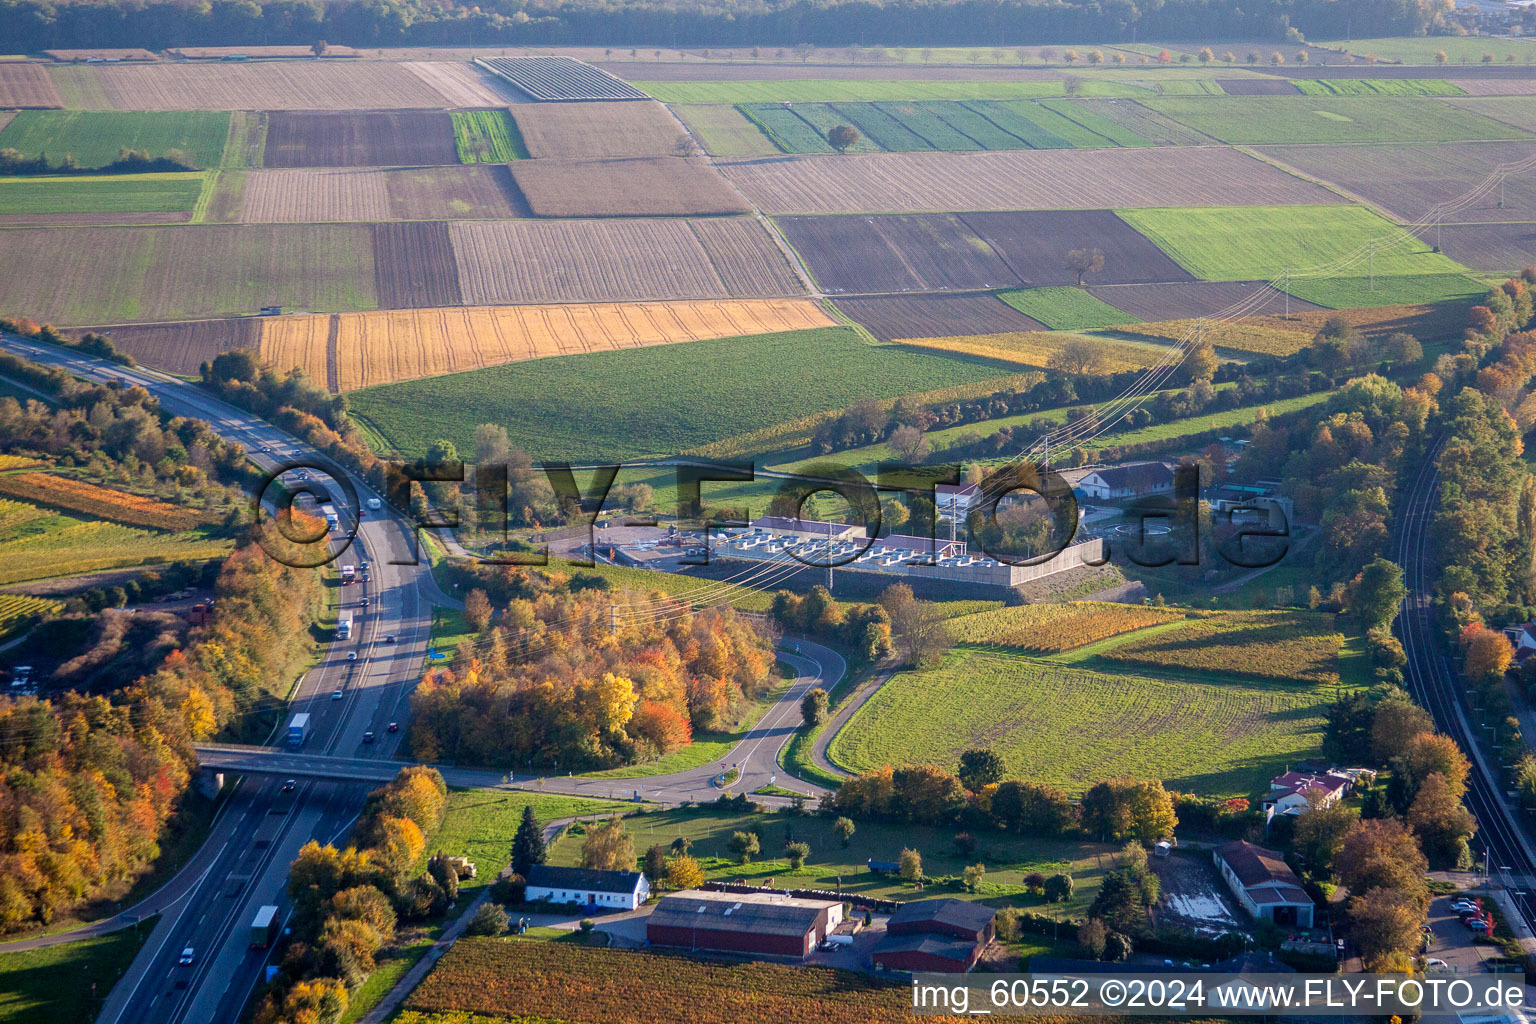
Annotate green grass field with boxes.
[826,648,1338,798]
[348,327,1018,463]
[636,79,1146,103]
[450,109,528,162]
[0,923,153,1024]
[1322,36,1536,64]
[0,173,206,216]
[1142,95,1527,144]
[1292,78,1465,96]
[1118,204,1469,282]
[672,104,780,157]
[547,804,1112,914]
[1282,272,1490,309]
[0,111,231,169]
[1000,287,1137,329]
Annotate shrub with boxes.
[467,902,510,936]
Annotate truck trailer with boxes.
[251,904,280,948]
[286,713,310,748]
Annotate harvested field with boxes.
[963,209,1196,286]
[269,299,834,390]
[238,166,527,222]
[168,45,360,59]
[1086,280,1321,320]
[1244,302,1470,340]
[720,147,1341,214]
[78,317,260,374]
[477,56,647,101]
[1410,221,1536,272]
[261,111,458,167]
[1099,608,1344,685]
[0,65,62,107]
[1114,319,1313,356]
[0,173,205,224]
[508,157,748,216]
[88,62,455,110]
[673,104,778,157]
[404,61,529,106]
[374,222,463,309]
[1216,77,1301,95]
[257,314,332,382]
[1456,80,1536,97]
[1060,99,1219,145]
[777,213,1017,293]
[900,331,1166,373]
[0,224,377,324]
[510,100,687,158]
[1143,95,1528,144]
[449,218,802,303]
[834,294,1046,341]
[0,473,209,531]
[0,110,230,169]
[949,601,1186,652]
[1257,141,1536,223]
[45,48,159,61]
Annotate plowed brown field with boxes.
[0,66,62,108]
[403,61,527,106]
[91,62,453,110]
[721,147,1341,214]
[373,222,463,309]
[449,218,803,303]
[835,294,1047,341]
[509,157,748,217]
[261,299,833,390]
[70,317,260,374]
[262,111,458,167]
[239,166,526,223]
[511,100,688,158]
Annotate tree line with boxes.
[0,0,1451,54]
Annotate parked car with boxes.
[1425,957,1451,972]
[1467,918,1490,933]
[179,947,195,965]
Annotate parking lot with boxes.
[1424,894,1498,974]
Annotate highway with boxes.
[0,335,448,1024]
[1394,438,1536,936]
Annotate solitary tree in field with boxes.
[1435,50,1448,65]
[1064,247,1105,286]
[1063,75,1083,96]
[311,40,328,57]
[827,125,861,154]
[1296,50,1309,64]
[899,847,923,882]
[1047,337,1108,376]
[833,817,856,847]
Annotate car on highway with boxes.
[387,722,398,733]
[363,731,374,744]
[282,779,296,792]
[384,634,395,643]
[332,689,344,700]
[362,598,369,607]
[347,651,357,661]
[179,947,195,965]
[258,445,270,453]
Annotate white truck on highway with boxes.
[320,503,339,531]
[286,713,310,748]
[336,616,352,641]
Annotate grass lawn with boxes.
[1118,204,1469,282]
[548,804,1116,916]
[547,557,775,613]
[348,327,1018,463]
[1142,94,1527,144]
[999,286,1138,330]
[1322,36,1536,64]
[0,110,232,169]
[635,79,1146,103]
[0,921,154,1024]
[1281,272,1490,309]
[826,647,1342,798]
[0,172,207,216]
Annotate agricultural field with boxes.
[373,222,463,308]
[508,157,749,216]
[402,61,528,107]
[478,55,648,100]
[1062,388,1332,453]
[85,317,261,375]
[1457,80,1536,97]
[964,209,1196,285]
[450,109,528,162]
[449,217,802,304]
[948,601,1187,652]
[1257,141,1536,224]
[999,287,1138,329]
[1282,273,1489,309]
[672,104,779,157]
[346,326,1019,462]
[260,111,459,168]
[263,299,834,391]
[0,473,212,530]
[79,62,468,110]
[1245,301,1470,341]
[1291,78,1466,96]
[1117,204,1469,282]
[827,649,1337,797]
[0,110,230,168]
[0,223,378,324]
[1095,609,1346,685]
[635,79,1143,103]
[0,64,62,108]
[1051,98,1219,144]
[899,331,1167,374]
[1086,280,1320,320]
[236,166,527,223]
[1322,36,1536,64]
[1419,222,1536,273]
[0,594,60,640]
[404,939,958,1024]
[1215,77,1302,95]
[1142,95,1529,144]
[0,513,229,587]
[778,213,1017,293]
[1115,318,1313,356]
[834,293,1047,342]
[509,100,688,158]
[720,146,1340,214]
[0,925,149,1024]
[0,173,206,224]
